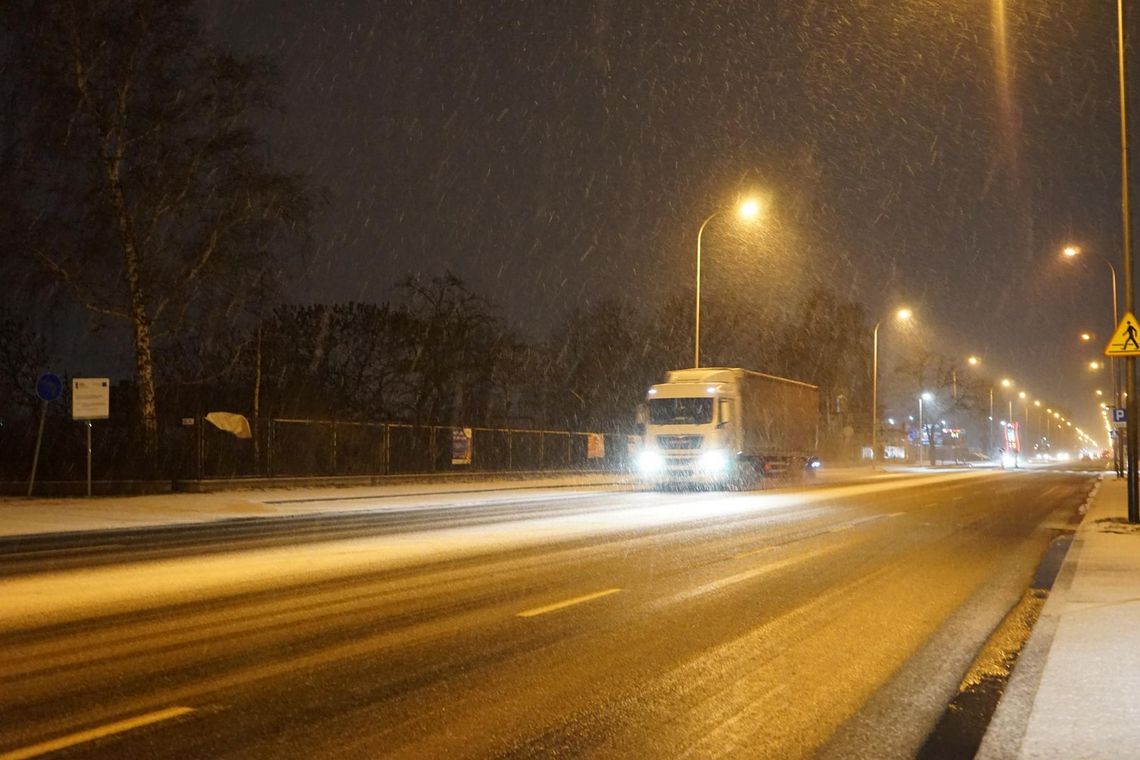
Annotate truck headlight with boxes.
[637,450,664,474]
[697,449,729,473]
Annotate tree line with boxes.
[4,1,986,472]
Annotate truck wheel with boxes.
[736,461,761,491]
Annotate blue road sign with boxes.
[35,373,63,402]
[1113,407,1127,424]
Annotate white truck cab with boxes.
[636,367,819,488]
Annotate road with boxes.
[0,467,1098,759]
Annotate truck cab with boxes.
[636,370,744,487]
[635,367,819,489]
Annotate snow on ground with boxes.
[0,467,903,537]
[0,474,631,537]
[0,470,983,632]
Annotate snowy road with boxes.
[0,468,1097,758]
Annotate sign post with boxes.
[71,378,110,497]
[27,373,63,497]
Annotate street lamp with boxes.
[1018,391,1030,442]
[961,355,991,452]
[694,198,761,368]
[1063,245,1119,336]
[918,391,934,465]
[1064,243,1123,477]
[871,307,913,467]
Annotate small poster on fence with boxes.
[587,433,605,459]
[452,427,473,465]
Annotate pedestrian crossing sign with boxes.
[1105,312,1140,356]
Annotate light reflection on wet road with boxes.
[0,468,1097,759]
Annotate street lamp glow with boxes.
[1080,332,1092,342]
[1018,391,1027,400]
[896,307,913,321]
[1096,389,1104,396]
[921,391,934,401]
[738,198,761,220]
[1001,378,1013,388]
[1090,360,1102,370]
[1034,400,1041,407]
[967,355,980,366]
[694,198,763,367]
[1063,245,1081,258]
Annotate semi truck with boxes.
[635,367,819,488]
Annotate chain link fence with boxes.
[176,417,633,479]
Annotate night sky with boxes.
[201,0,1132,436]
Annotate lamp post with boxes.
[1019,391,1029,446]
[1064,244,1124,479]
[918,391,934,465]
[961,355,989,452]
[1118,0,1139,520]
[998,378,1014,466]
[871,307,913,468]
[694,198,760,368]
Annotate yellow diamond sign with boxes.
[1105,312,1140,356]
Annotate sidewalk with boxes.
[979,476,1140,758]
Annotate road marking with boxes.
[668,542,850,605]
[734,512,903,559]
[0,707,195,760]
[516,588,622,618]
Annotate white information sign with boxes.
[72,378,110,420]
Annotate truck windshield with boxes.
[648,397,713,425]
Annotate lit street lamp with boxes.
[918,391,934,465]
[694,198,760,368]
[1064,244,1123,478]
[871,307,913,467]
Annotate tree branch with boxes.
[34,249,128,320]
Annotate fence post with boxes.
[507,429,513,471]
[267,419,274,477]
[566,433,572,468]
[384,424,391,475]
[331,421,338,474]
[197,414,204,480]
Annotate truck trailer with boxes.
[636,367,819,488]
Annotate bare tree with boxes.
[2,1,315,460]
[0,308,50,418]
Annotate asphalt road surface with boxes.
[0,467,1099,759]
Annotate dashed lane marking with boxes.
[733,512,904,560]
[516,588,622,618]
[0,706,195,760]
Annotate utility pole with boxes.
[1118,0,1138,522]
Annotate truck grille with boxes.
[656,435,703,450]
